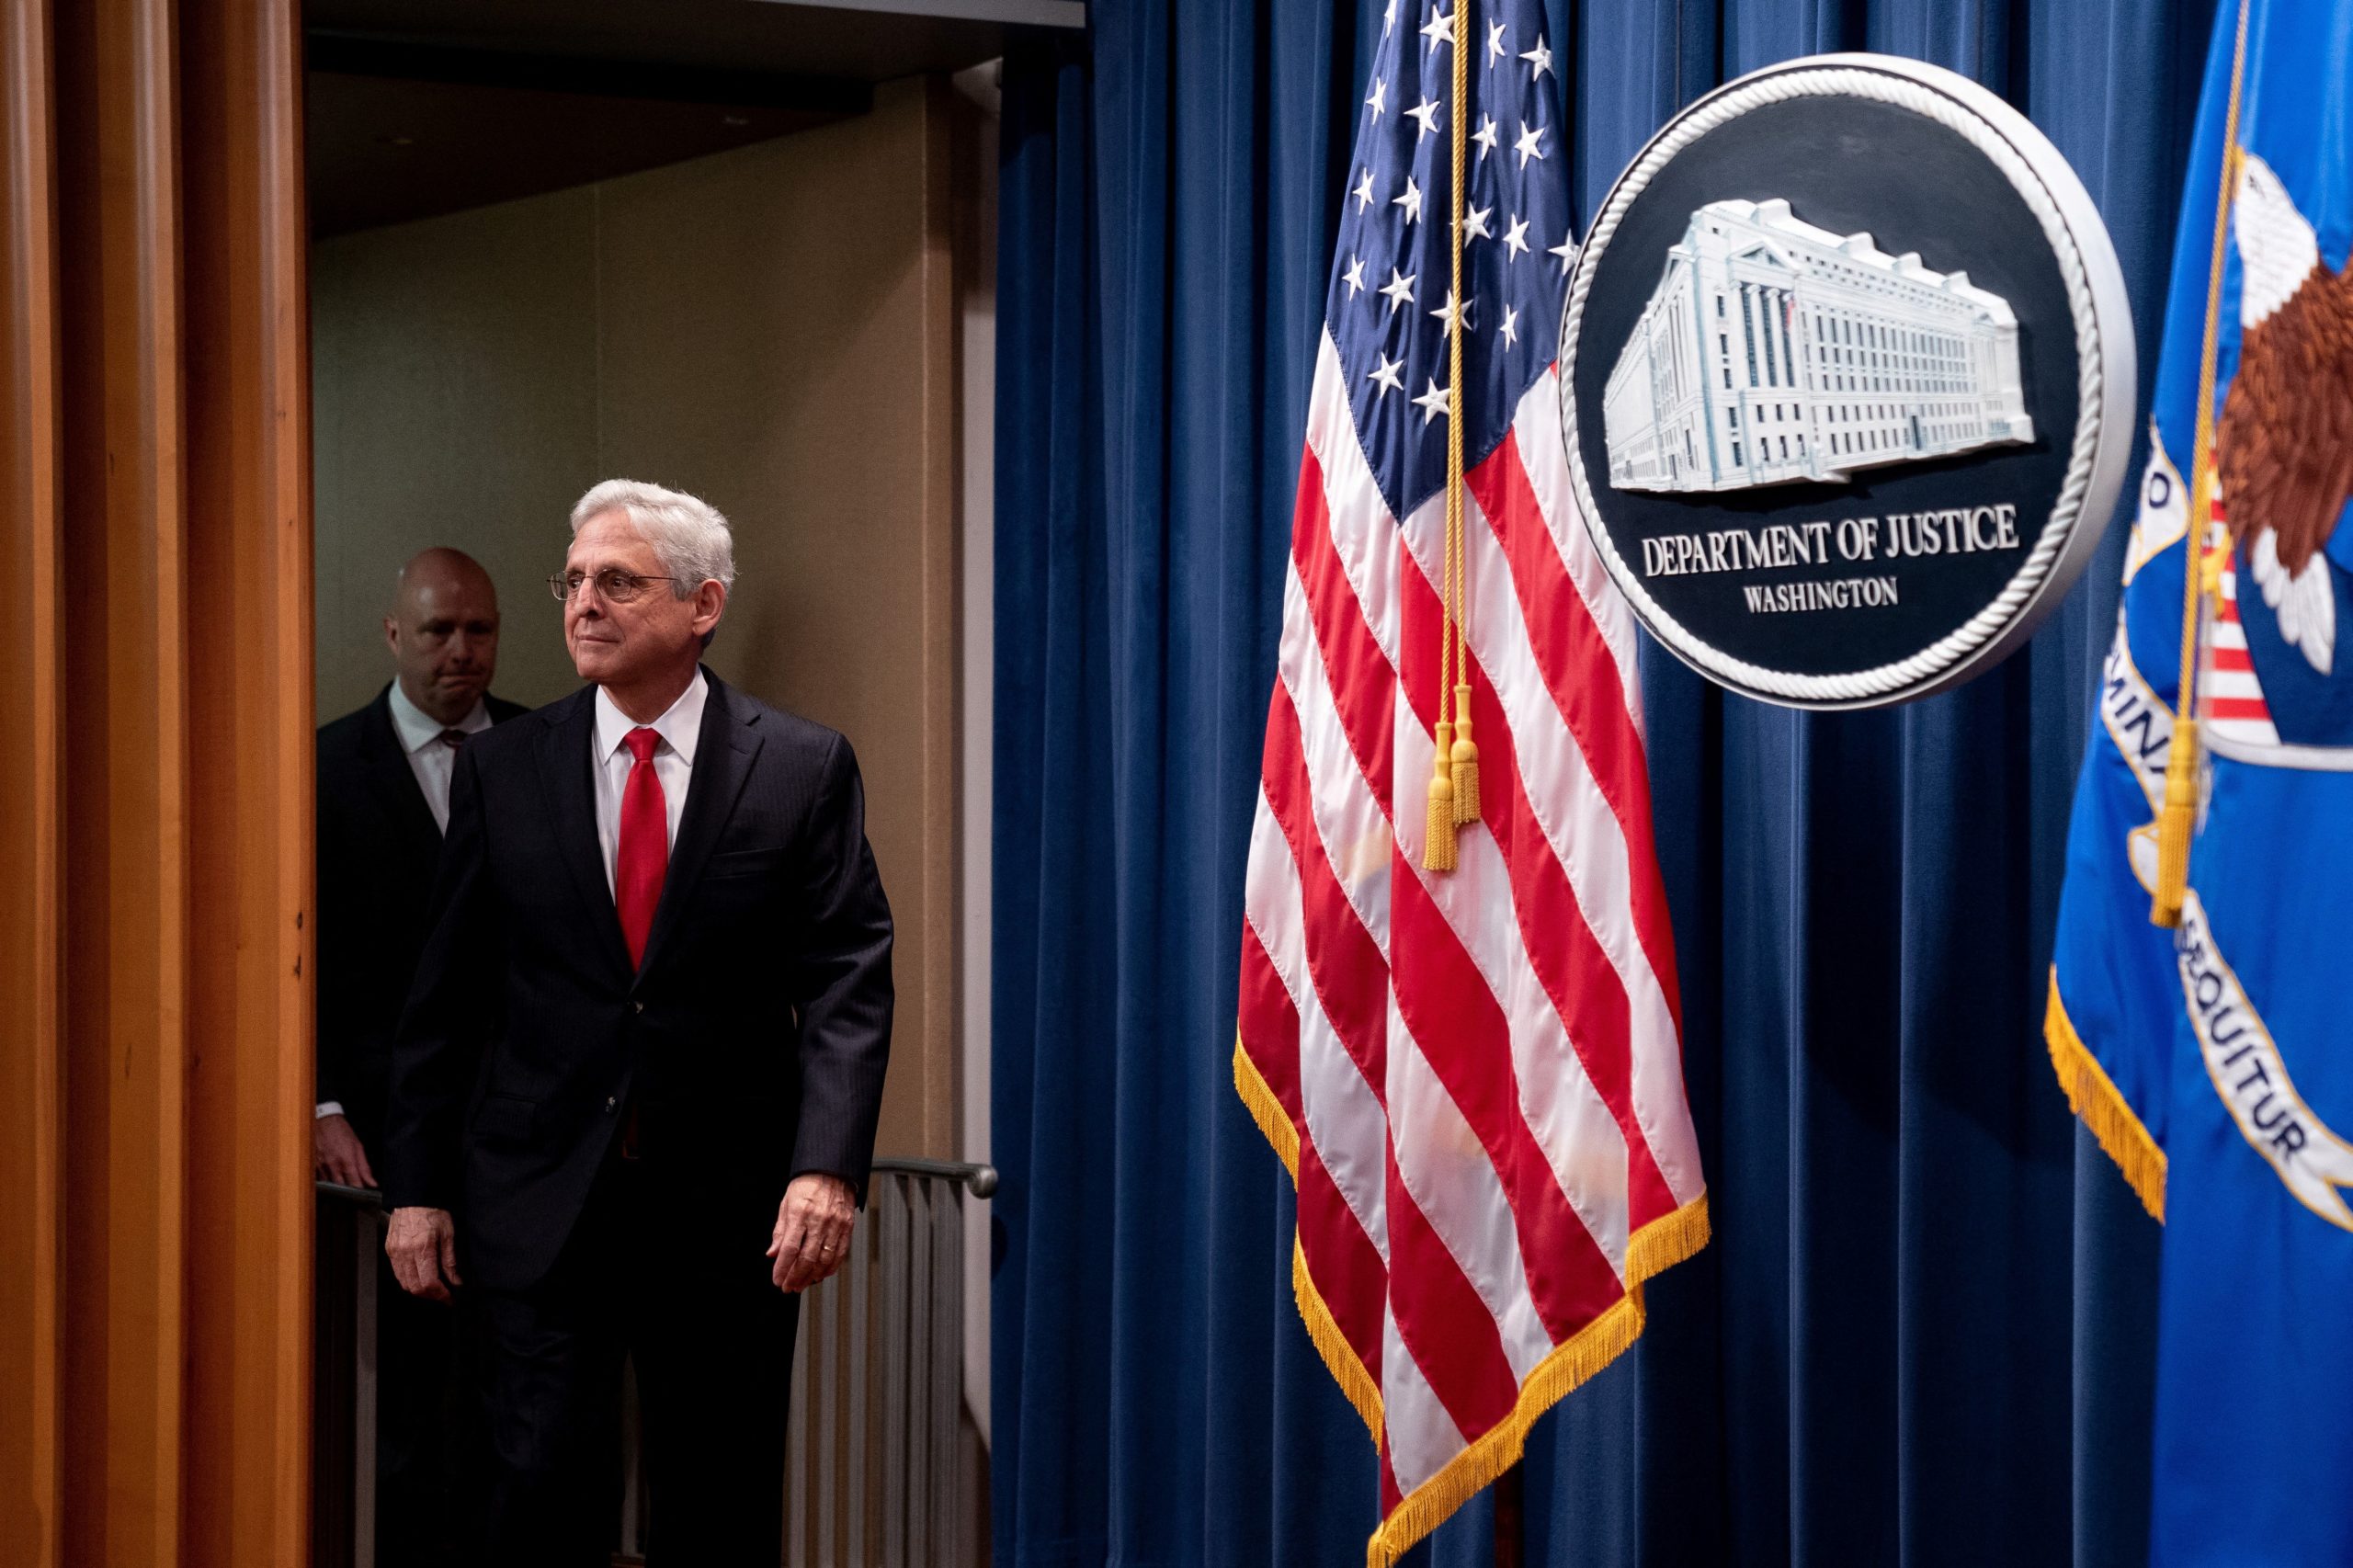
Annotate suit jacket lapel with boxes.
[537,689,634,981]
[633,670,763,985]
[360,687,444,858]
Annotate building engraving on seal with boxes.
[1601,198,2033,494]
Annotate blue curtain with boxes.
[991,3,2213,1564]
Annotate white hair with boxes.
[568,479,737,597]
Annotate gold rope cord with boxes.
[1424,0,1472,871]
[2152,0,2252,928]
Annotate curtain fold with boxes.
[993,1,2210,1564]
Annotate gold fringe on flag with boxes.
[1235,1034,1385,1441]
[1361,1194,1712,1568]
[2042,972,2166,1221]
[1295,1239,1386,1443]
[1232,1030,1300,1182]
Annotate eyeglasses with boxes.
[548,568,679,604]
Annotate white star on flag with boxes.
[1429,288,1472,332]
[1420,5,1454,53]
[1520,35,1552,81]
[1353,167,1376,211]
[1412,376,1451,424]
[1405,96,1441,142]
[1393,175,1424,225]
[1379,267,1417,313]
[1515,119,1547,168]
[1342,256,1367,298]
[1472,115,1498,161]
[1460,203,1493,242]
[1366,352,1404,395]
[1498,302,1519,347]
[1485,19,1508,63]
[1366,76,1388,121]
[1503,213,1530,258]
[1549,231,1577,276]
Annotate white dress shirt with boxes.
[592,670,705,895]
[318,683,491,1123]
[387,680,493,834]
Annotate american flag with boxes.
[1232,2,1708,1559]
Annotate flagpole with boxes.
[1493,1460,1525,1567]
[2151,0,2251,927]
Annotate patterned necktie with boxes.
[614,727,668,968]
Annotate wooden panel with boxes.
[1,0,318,1561]
[0,0,64,1562]
[55,0,192,1560]
[915,75,963,1158]
[178,1,313,1563]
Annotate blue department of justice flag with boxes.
[2063,0,2353,1562]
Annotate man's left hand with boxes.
[767,1173,857,1292]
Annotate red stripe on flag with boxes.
[1383,1165,1520,1439]
[1390,867,1629,1338]
[2207,697,2272,720]
[1298,1138,1387,1376]
[1261,680,1390,1094]
[1394,562,1629,1341]
[1292,444,1398,822]
[1468,433,1684,1032]
[1433,636,1678,1229]
[1238,920,1302,1131]
[2215,594,2240,624]
[2211,645,2253,672]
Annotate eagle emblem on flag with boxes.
[2215,151,2353,688]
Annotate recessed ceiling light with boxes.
[722,115,750,128]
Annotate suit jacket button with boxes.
[631,1000,644,1015]
[605,1096,618,1112]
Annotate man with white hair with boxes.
[381,480,893,1563]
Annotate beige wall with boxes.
[312,187,600,712]
[311,78,961,1161]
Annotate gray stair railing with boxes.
[620,1156,998,1566]
[318,1155,995,1568]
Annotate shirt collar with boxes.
[387,680,491,756]
[594,667,708,767]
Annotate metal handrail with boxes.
[316,1178,381,1209]
[317,1159,995,1206]
[870,1155,998,1198]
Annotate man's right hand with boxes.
[386,1207,463,1303]
[313,1112,377,1188]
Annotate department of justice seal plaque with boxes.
[1559,53,2135,709]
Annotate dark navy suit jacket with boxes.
[316,683,529,1149]
[381,669,894,1292]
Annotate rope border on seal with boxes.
[1557,65,2107,705]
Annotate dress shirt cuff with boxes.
[314,1101,346,1119]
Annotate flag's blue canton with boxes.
[1326,0,1573,523]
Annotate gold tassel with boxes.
[2149,715,2200,928]
[1449,683,1480,824]
[1423,724,1458,872]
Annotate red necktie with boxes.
[615,727,667,968]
